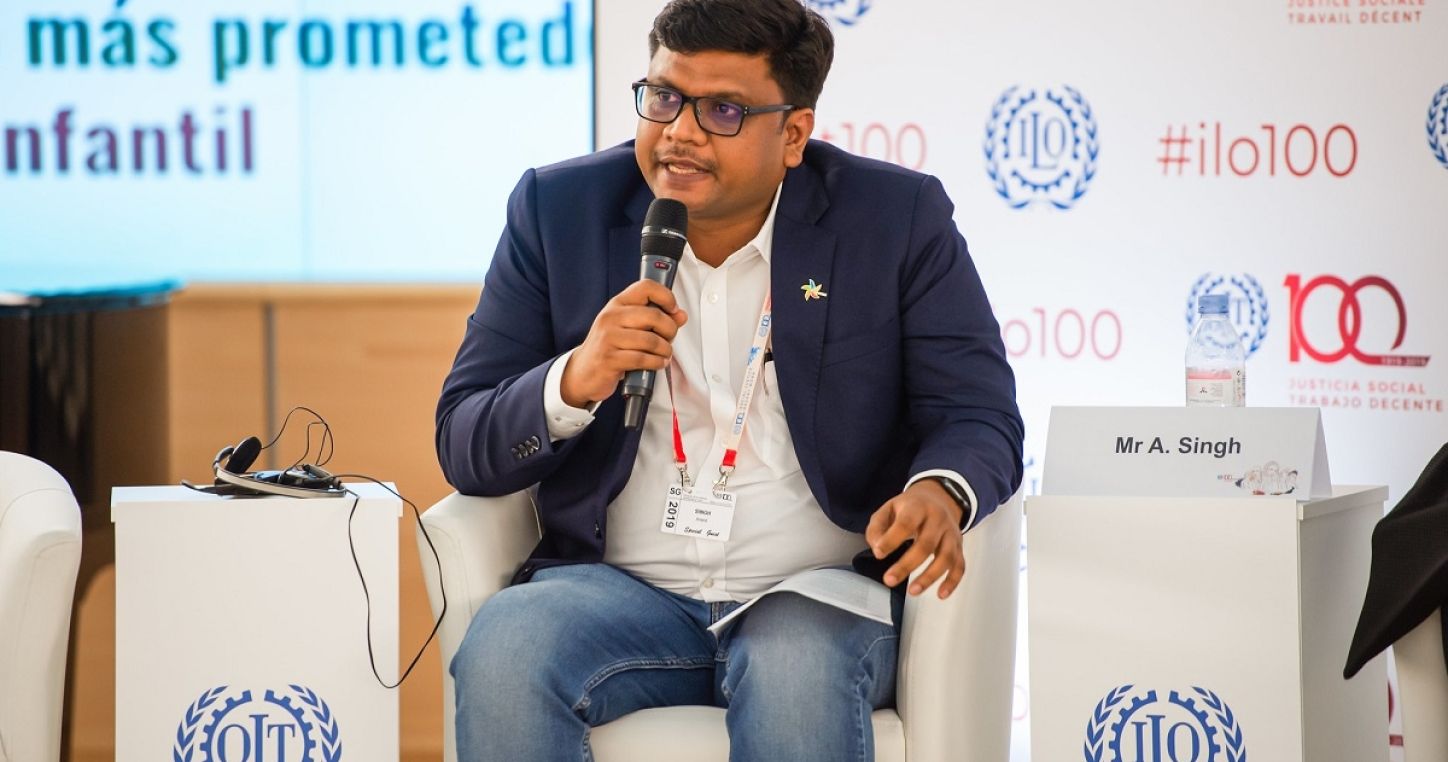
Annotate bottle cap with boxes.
[1196,294,1229,315]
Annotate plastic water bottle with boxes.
[1185,293,1245,407]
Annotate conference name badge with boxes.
[660,483,736,542]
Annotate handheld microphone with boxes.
[622,198,688,429]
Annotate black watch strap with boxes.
[928,476,971,528]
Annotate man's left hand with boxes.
[865,480,965,599]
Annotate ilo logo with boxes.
[1084,685,1246,762]
[1284,274,1430,367]
[1429,84,1448,170]
[984,85,1099,209]
[1185,274,1269,358]
[805,0,873,25]
[173,685,342,762]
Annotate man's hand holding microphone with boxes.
[560,279,688,410]
[560,198,689,425]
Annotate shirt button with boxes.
[708,293,720,304]
[711,374,723,383]
[702,578,715,589]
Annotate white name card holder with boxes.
[112,484,401,762]
[1044,405,1331,500]
[1028,407,1386,762]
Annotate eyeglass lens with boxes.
[637,85,746,136]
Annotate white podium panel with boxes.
[1027,485,1387,762]
[113,484,401,762]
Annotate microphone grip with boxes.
[622,394,647,430]
[620,253,679,430]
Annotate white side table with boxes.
[1027,485,1387,762]
[113,484,400,762]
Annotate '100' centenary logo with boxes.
[174,685,342,762]
[1084,685,1246,762]
[1285,274,1429,367]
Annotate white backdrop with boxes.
[596,1,1448,759]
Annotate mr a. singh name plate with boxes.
[1043,406,1331,499]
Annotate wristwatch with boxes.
[927,476,971,528]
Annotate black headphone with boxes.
[211,435,346,498]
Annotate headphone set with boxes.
[183,407,345,498]
[179,406,447,690]
[210,435,345,498]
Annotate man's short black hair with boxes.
[649,0,834,110]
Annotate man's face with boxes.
[635,46,813,227]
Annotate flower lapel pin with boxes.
[800,279,828,301]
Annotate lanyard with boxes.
[665,292,773,491]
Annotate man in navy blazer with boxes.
[436,134,1023,568]
[436,1,1022,759]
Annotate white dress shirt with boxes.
[542,187,975,601]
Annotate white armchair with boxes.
[1394,611,1448,761]
[418,488,1023,762]
[0,451,83,762]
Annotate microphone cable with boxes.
[337,476,447,690]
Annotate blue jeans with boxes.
[452,563,900,762]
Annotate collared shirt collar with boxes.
[750,183,784,266]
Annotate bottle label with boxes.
[1186,369,1245,407]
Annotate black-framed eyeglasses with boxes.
[632,80,798,137]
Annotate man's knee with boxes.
[452,581,575,702]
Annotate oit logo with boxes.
[805,0,872,25]
[1428,84,1448,171]
[1185,274,1269,358]
[984,85,1099,210]
[1285,274,1430,367]
[173,685,342,762]
[1084,685,1246,762]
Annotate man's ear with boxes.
[782,108,814,168]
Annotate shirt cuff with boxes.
[906,469,979,533]
[543,349,598,442]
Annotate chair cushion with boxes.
[589,705,906,762]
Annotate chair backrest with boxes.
[0,451,84,762]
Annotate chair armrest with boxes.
[897,489,1023,762]
[416,489,540,762]
[417,490,541,625]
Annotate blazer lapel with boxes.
[608,183,655,298]
[598,182,655,480]
[770,164,836,505]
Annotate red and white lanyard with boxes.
[665,293,773,492]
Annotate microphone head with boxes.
[641,198,688,260]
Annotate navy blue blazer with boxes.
[436,140,1023,583]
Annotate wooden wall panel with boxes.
[163,289,270,484]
